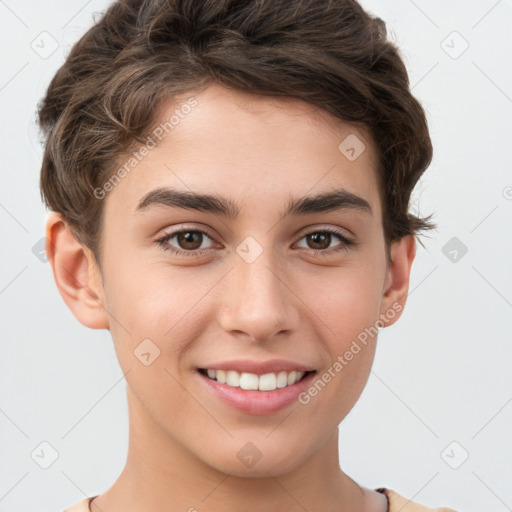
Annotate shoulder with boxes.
[61,490,460,512]
[62,496,95,512]
[376,487,459,512]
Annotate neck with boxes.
[91,386,367,512]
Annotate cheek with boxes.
[102,254,219,373]
[305,263,383,339]
[104,249,204,328]
[299,264,383,397]
[101,259,204,423]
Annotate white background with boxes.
[1,1,511,511]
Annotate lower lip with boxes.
[197,370,316,415]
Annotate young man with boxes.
[38,1,458,510]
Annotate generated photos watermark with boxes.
[298,301,403,405]
[93,97,198,200]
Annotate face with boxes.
[63,83,412,478]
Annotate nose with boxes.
[217,248,300,343]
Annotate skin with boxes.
[47,82,415,512]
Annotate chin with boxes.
[197,437,310,478]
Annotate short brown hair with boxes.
[37,0,436,265]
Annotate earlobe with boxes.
[45,212,109,330]
[379,236,416,328]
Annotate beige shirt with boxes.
[63,488,459,511]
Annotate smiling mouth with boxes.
[197,368,315,392]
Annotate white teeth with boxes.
[276,371,288,388]
[259,373,276,391]
[240,372,259,390]
[287,371,297,385]
[226,370,240,387]
[203,369,309,390]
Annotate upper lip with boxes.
[198,359,316,375]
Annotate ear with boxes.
[45,212,109,330]
[379,235,416,328]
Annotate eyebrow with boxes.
[135,187,372,219]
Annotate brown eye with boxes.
[156,228,217,256]
[176,231,204,250]
[306,232,333,250]
[295,228,354,256]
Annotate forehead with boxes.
[105,83,382,221]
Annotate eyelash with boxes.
[155,226,355,258]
